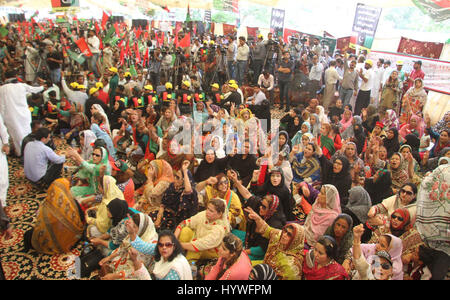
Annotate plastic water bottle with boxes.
[71,139,76,148]
[190,261,197,280]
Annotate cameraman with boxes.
[46,44,63,85]
[160,47,173,83]
[149,48,162,88]
[288,37,301,61]
[263,33,276,74]
[251,34,266,86]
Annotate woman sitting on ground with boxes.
[98,212,158,280]
[174,198,230,262]
[302,235,349,280]
[245,206,305,280]
[127,228,192,280]
[150,160,198,232]
[205,233,253,280]
[67,146,111,204]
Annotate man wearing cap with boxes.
[251,35,267,86]
[352,224,394,280]
[96,82,109,105]
[60,70,89,110]
[395,60,406,84]
[354,59,374,116]
[84,86,109,120]
[108,67,120,102]
[406,60,425,91]
[177,81,193,116]
[222,83,242,111]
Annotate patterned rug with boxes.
[0,137,85,280]
[0,109,288,280]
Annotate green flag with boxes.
[129,64,137,77]
[103,25,116,44]
[0,26,8,37]
[67,49,86,64]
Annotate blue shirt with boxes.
[24,140,65,182]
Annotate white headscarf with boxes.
[153,253,193,280]
[81,130,97,161]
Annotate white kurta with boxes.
[0,81,44,156]
[0,114,9,207]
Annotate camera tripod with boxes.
[208,52,229,90]
[169,53,183,89]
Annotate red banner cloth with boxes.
[397,37,444,59]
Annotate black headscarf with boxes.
[259,167,294,221]
[404,134,421,163]
[353,123,366,155]
[364,169,393,205]
[383,128,400,159]
[107,198,130,227]
[323,155,352,206]
[193,151,227,183]
[109,100,126,131]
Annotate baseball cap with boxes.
[70,82,79,89]
[365,59,373,66]
[375,251,393,266]
[95,82,104,89]
[182,80,191,88]
[229,83,239,90]
[396,60,403,65]
[77,85,86,90]
[111,159,129,172]
[211,83,220,89]
[228,80,237,85]
[165,82,173,90]
[124,72,132,78]
[375,121,384,128]
[109,67,118,73]
[144,84,153,91]
[89,87,99,96]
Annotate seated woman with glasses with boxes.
[205,233,253,280]
[127,229,192,280]
[367,182,418,222]
[67,146,111,206]
[196,173,245,231]
[351,224,394,280]
[174,198,230,262]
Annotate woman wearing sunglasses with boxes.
[205,233,252,280]
[368,182,417,222]
[351,224,394,280]
[127,227,192,280]
[196,173,245,231]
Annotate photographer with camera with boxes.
[263,33,277,75]
[251,35,267,86]
[148,47,162,88]
[288,36,302,62]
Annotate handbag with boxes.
[79,243,105,278]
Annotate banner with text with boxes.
[51,0,80,13]
[270,8,285,39]
[368,50,450,95]
[350,3,382,50]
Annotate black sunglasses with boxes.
[391,215,404,222]
[93,153,102,157]
[400,189,414,196]
[372,261,392,270]
[157,242,174,248]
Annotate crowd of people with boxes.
[0,18,449,281]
